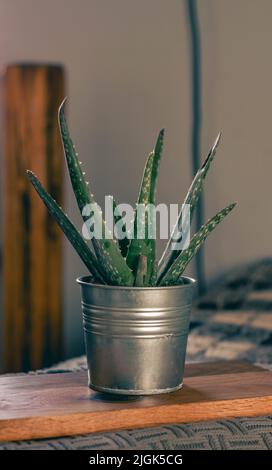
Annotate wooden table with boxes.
[0,361,271,442]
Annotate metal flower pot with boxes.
[77,276,196,395]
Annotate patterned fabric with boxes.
[1,259,272,450]
[187,259,272,364]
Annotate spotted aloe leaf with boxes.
[26,170,105,284]
[149,260,158,287]
[59,99,133,286]
[109,196,130,258]
[134,255,148,287]
[158,133,221,282]
[158,202,236,286]
[126,129,164,285]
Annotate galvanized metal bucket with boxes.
[77,276,196,395]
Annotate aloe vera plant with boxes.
[26,100,236,287]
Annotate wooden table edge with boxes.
[1,394,272,443]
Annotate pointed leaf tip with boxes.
[201,132,222,171]
[58,96,68,116]
[212,132,222,152]
[26,169,35,180]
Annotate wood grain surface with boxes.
[0,362,271,442]
[3,64,65,372]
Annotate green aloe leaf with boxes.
[26,170,105,284]
[126,129,164,285]
[158,133,221,282]
[59,100,133,286]
[159,202,236,286]
[110,196,130,258]
[149,260,158,287]
[134,255,148,287]
[59,98,91,213]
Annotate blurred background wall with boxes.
[0,0,272,359]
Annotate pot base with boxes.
[89,382,183,396]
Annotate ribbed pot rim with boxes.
[76,275,197,291]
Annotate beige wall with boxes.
[200,0,272,281]
[1,0,271,357]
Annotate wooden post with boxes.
[3,64,65,372]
